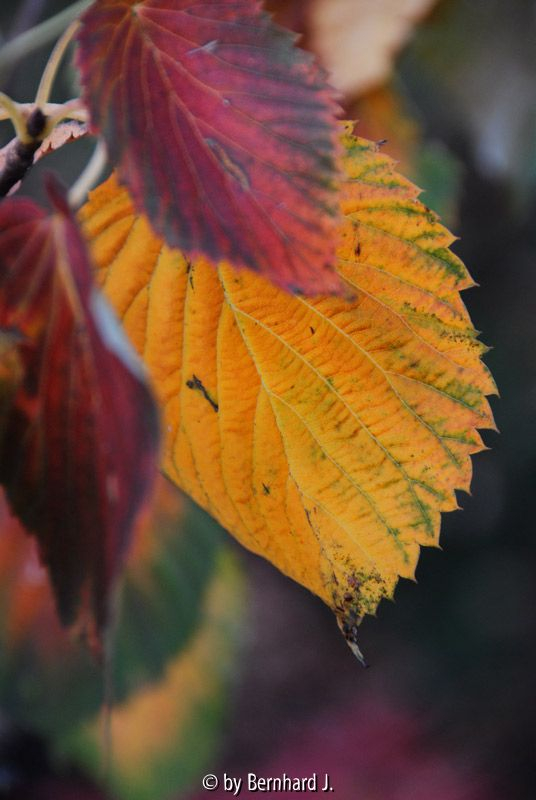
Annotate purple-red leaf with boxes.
[76,0,342,293]
[0,178,159,631]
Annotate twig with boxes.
[0,108,46,197]
[0,119,89,196]
[0,96,89,198]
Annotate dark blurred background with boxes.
[0,1,535,799]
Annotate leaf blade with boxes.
[80,126,495,645]
[0,181,159,630]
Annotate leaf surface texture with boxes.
[80,128,495,635]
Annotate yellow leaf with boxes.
[79,125,495,656]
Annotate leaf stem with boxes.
[0,99,88,128]
[35,20,81,107]
[68,138,107,209]
[0,0,92,79]
[0,92,32,143]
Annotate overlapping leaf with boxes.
[0,180,159,630]
[76,0,341,293]
[80,125,496,651]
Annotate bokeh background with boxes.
[0,1,535,798]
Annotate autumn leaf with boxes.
[0,179,159,631]
[80,125,496,655]
[76,0,341,293]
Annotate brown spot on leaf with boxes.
[186,374,218,412]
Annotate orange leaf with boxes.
[80,124,496,657]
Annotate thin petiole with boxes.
[35,20,81,108]
[0,92,32,143]
[68,138,108,209]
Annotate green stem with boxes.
[0,0,92,79]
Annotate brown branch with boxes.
[0,107,46,197]
[0,137,42,197]
[0,116,88,198]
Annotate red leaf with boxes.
[0,178,159,631]
[76,0,342,294]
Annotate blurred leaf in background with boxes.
[308,0,439,96]
[60,545,243,800]
[349,84,462,227]
[0,476,245,799]
[400,0,536,210]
